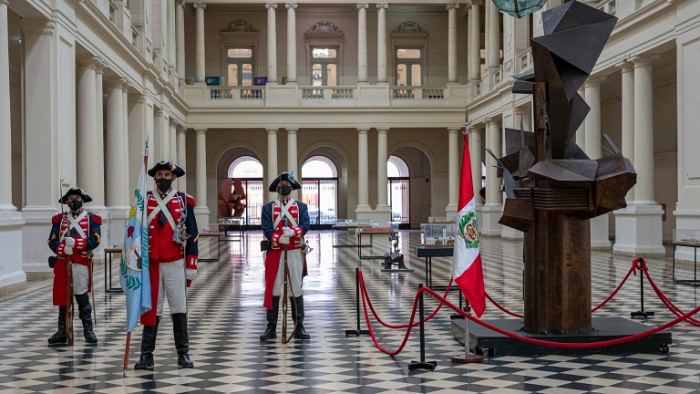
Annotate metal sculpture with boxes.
[218,178,247,218]
[499,1,635,334]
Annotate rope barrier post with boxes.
[631,257,655,319]
[409,284,437,371]
[345,267,370,337]
[451,302,484,363]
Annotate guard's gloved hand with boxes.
[186,269,197,281]
[283,227,295,237]
[279,236,290,245]
[64,237,75,247]
[64,246,74,256]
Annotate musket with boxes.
[60,179,74,346]
[280,216,298,344]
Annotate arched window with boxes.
[301,156,338,227]
[388,156,410,227]
[226,156,264,225]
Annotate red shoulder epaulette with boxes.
[52,213,64,224]
[185,193,196,207]
[91,213,102,225]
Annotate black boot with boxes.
[134,317,159,370]
[173,313,194,368]
[48,306,67,345]
[260,296,280,341]
[292,296,310,340]
[75,293,98,344]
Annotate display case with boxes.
[428,216,456,224]
[421,223,457,247]
[332,219,376,229]
[674,229,700,246]
[672,229,700,286]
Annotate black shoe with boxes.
[134,318,159,370]
[173,313,194,368]
[134,353,154,370]
[76,293,98,344]
[48,306,67,346]
[292,296,311,340]
[260,324,277,340]
[260,296,280,341]
[178,353,194,368]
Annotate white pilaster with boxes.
[194,128,211,226]
[447,4,459,84]
[356,128,371,214]
[376,128,391,217]
[376,3,388,84]
[194,2,206,83]
[357,3,368,84]
[267,128,278,201]
[176,0,186,84]
[286,3,297,85]
[482,118,502,236]
[469,2,481,82]
[445,128,459,217]
[266,3,278,84]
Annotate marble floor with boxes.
[1,230,700,393]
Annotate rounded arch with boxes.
[388,155,410,177]
[228,156,263,178]
[388,140,436,171]
[211,140,265,177]
[302,155,338,178]
[300,140,353,179]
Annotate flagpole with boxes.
[450,302,483,363]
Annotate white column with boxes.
[446,128,459,216]
[576,88,586,152]
[106,80,126,208]
[194,2,206,83]
[482,118,502,236]
[76,60,99,201]
[266,3,278,84]
[469,2,481,82]
[618,61,634,202]
[94,63,106,208]
[377,3,388,84]
[194,128,210,226]
[267,128,278,201]
[487,0,500,77]
[470,126,483,208]
[162,115,170,160]
[122,84,131,204]
[613,56,664,256]
[356,128,370,211]
[176,0,186,83]
[357,3,368,84]
[177,126,187,175]
[584,77,610,249]
[377,128,390,209]
[0,0,14,211]
[447,4,459,84]
[154,108,164,162]
[170,119,178,165]
[286,3,297,85]
[168,0,176,73]
[287,128,298,174]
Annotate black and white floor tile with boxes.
[2,230,700,393]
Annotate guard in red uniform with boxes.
[135,160,199,370]
[47,188,101,345]
[260,172,311,341]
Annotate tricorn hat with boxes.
[148,160,186,177]
[268,171,302,192]
[59,187,93,204]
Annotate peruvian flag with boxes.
[452,132,486,318]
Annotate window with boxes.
[395,48,422,86]
[226,47,254,87]
[301,156,338,227]
[310,47,339,88]
[387,156,410,227]
[227,156,264,226]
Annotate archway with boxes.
[301,156,339,229]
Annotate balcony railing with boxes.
[210,87,265,100]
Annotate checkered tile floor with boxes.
[2,230,700,393]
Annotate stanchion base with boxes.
[631,311,655,319]
[408,361,437,371]
[452,317,672,356]
[380,268,415,273]
[345,329,370,337]
[450,354,484,363]
[450,314,464,320]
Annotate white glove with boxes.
[64,237,75,247]
[279,236,290,245]
[64,246,74,256]
[186,268,197,281]
[283,227,295,237]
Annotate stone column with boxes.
[286,3,297,85]
[94,63,106,209]
[469,126,483,208]
[195,129,210,226]
[446,128,459,217]
[356,128,371,212]
[177,126,187,176]
[447,4,459,84]
[576,88,586,151]
[154,108,164,162]
[469,1,481,82]
[482,118,502,236]
[106,80,130,241]
[266,3,278,84]
[194,2,206,83]
[613,56,664,256]
[267,128,278,201]
[286,128,298,199]
[584,77,611,249]
[618,61,634,202]
[376,128,391,219]
[168,0,176,74]
[357,3,368,84]
[487,0,500,83]
[122,84,131,204]
[176,0,186,84]
[169,120,178,186]
[76,60,99,201]
[377,3,388,84]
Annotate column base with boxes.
[0,211,27,295]
[194,206,211,229]
[590,214,611,250]
[355,205,391,224]
[108,206,131,249]
[613,204,665,257]
[21,206,57,278]
[480,204,503,237]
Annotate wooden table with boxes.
[673,240,700,286]
[104,247,123,293]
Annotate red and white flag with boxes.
[452,132,486,317]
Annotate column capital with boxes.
[108,78,127,89]
[376,3,388,10]
[285,2,297,9]
[484,117,493,126]
[447,127,459,133]
[0,0,8,6]
[266,3,278,9]
[376,127,389,133]
[468,0,483,8]
[266,128,278,134]
[357,3,369,10]
[446,3,460,10]
[177,0,186,7]
[584,76,605,88]
[286,128,298,133]
[357,127,369,133]
[193,2,206,10]
[95,59,107,73]
[177,124,187,133]
[195,128,207,134]
[630,55,659,68]
[615,59,633,72]
[78,58,100,70]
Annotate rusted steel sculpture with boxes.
[218,178,247,218]
[499,1,635,334]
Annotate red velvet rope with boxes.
[636,257,700,326]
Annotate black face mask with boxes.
[68,200,82,212]
[278,184,293,196]
[156,178,172,193]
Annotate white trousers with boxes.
[72,264,89,295]
[272,249,304,297]
[156,259,187,316]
